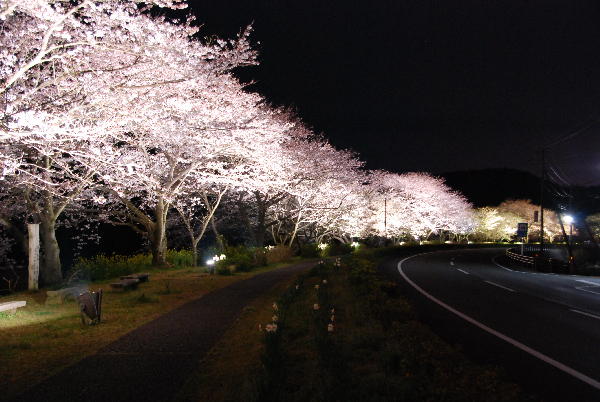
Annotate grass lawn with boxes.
[176,252,539,402]
[0,261,297,401]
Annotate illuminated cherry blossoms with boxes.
[0,0,478,285]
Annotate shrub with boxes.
[266,246,294,264]
[328,242,353,256]
[253,248,268,268]
[216,266,232,276]
[69,253,152,281]
[300,243,320,258]
[576,264,600,276]
[166,249,194,267]
[225,245,253,272]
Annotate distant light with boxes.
[564,215,574,223]
[206,260,214,266]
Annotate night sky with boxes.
[183,0,600,186]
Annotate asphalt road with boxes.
[379,248,600,402]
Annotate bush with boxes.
[69,253,152,281]
[328,242,353,256]
[166,249,194,267]
[576,264,600,276]
[300,243,320,258]
[216,266,232,276]
[225,245,253,272]
[253,248,268,268]
[266,246,294,264]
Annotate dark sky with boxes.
[184,0,600,186]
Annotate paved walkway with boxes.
[13,261,315,402]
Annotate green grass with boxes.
[0,257,299,402]
[177,252,538,402]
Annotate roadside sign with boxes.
[517,223,528,238]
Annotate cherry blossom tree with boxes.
[214,129,368,248]
[472,206,516,242]
[1,0,268,273]
[497,199,562,242]
[369,172,475,243]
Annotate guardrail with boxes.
[506,248,571,274]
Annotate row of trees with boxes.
[0,1,565,287]
[472,199,564,243]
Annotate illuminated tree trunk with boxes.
[39,218,62,286]
[150,197,168,266]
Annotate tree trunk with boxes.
[150,197,168,266]
[236,195,258,247]
[39,218,62,286]
[151,236,167,266]
[192,245,198,267]
[210,215,225,252]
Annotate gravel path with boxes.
[13,261,315,402]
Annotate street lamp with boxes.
[564,215,573,243]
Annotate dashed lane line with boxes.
[398,253,600,391]
[485,280,516,292]
[457,269,470,275]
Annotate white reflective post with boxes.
[28,223,40,290]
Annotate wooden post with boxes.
[28,223,40,290]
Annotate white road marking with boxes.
[575,286,600,296]
[491,255,515,272]
[571,310,600,320]
[485,280,515,292]
[574,280,600,295]
[576,280,600,286]
[457,269,470,275]
[450,261,455,266]
[398,253,600,391]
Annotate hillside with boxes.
[439,168,600,215]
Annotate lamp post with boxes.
[564,215,573,243]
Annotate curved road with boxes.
[380,248,600,402]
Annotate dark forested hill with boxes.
[439,168,600,214]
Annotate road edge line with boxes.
[398,253,600,391]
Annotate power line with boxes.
[543,114,600,148]
[546,154,572,186]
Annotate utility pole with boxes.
[539,149,546,266]
[569,184,573,243]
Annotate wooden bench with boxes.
[46,287,80,304]
[0,301,26,314]
[120,273,150,283]
[109,278,140,290]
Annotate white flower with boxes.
[314,304,319,310]
[315,285,319,289]
[273,303,278,310]
[266,323,277,332]
[328,324,334,332]
[323,280,327,284]
[272,315,278,322]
